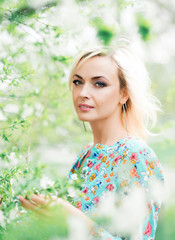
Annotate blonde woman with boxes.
[19,45,164,240]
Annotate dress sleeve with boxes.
[89,141,164,240]
[90,222,125,240]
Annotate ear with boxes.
[119,89,129,105]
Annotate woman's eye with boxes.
[95,81,107,88]
[73,80,82,85]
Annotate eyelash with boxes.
[72,80,107,88]
[72,80,82,86]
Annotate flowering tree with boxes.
[0,0,175,239]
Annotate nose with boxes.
[79,83,91,98]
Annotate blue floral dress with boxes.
[68,136,164,240]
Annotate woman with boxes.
[19,45,164,240]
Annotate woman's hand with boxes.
[18,194,64,217]
[18,194,94,229]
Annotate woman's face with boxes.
[71,56,124,123]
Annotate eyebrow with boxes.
[73,74,109,82]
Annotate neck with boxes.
[89,112,128,147]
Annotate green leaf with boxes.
[136,14,152,41]
[90,17,116,45]
[2,133,9,142]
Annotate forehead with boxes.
[74,56,118,78]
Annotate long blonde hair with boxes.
[68,45,162,141]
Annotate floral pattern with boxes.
[68,136,164,240]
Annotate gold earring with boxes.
[122,103,129,136]
[83,121,87,132]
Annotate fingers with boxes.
[18,195,37,211]
[30,194,60,206]
[18,194,63,212]
[30,194,50,206]
[18,195,51,217]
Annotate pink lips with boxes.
[78,104,94,111]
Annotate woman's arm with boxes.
[19,194,123,239]
[18,194,94,229]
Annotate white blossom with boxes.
[43,120,48,126]
[10,178,14,185]
[8,152,18,165]
[4,104,19,114]
[0,110,7,121]
[40,176,54,189]
[112,187,147,237]
[48,114,56,122]
[92,187,147,238]
[9,208,18,221]
[149,178,165,203]
[56,126,68,137]
[67,215,89,240]
[28,0,50,9]
[71,173,78,181]
[21,104,34,118]
[0,210,6,228]
[34,102,44,117]
[68,187,76,198]
[94,191,116,218]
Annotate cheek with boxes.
[72,90,77,108]
[99,89,119,106]
[72,88,77,100]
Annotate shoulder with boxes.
[120,136,164,181]
[69,143,92,175]
[76,142,92,159]
[121,136,158,161]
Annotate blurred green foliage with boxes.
[0,0,174,239]
[90,17,116,45]
[136,14,153,41]
[1,205,69,240]
[156,204,175,240]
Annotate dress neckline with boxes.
[76,135,139,171]
[86,135,139,150]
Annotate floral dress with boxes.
[68,136,164,240]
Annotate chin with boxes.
[76,111,97,122]
[78,117,99,123]
[77,115,92,122]
[78,117,90,122]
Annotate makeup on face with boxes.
[72,56,122,123]
[72,74,109,88]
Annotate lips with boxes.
[78,104,94,109]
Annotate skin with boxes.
[18,194,94,228]
[19,55,129,230]
[72,56,129,147]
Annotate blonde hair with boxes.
[68,45,162,141]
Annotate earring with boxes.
[83,121,87,132]
[122,103,129,136]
